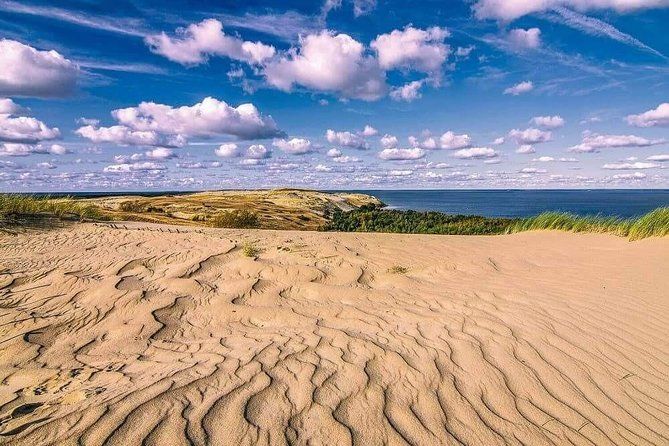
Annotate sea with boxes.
[36,189,669,219]
[350,189,669,218]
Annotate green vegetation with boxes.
[323,205,515,235]
[210,209,260,228]
[241,241,260,257]
[323,205,669,240]
[0,194,104,223]
[387,265,408,274]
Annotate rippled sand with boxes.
[0,223,667,445]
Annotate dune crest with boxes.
[0,223,667,445]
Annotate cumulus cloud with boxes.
[246,144,270,159]
[602,161,659,169]
[361,125,378,137]
[326,148,342,157]
[0,114,60,143]
[326,129,369,150]
[516,144,535,154]
[504,80,534,95]
[380,134,398,149]
[0,143,67,156]
[569,133,666,152]
[215,143,240,158]
[531,115,565,128]
[145,148,176,160]
[473,0,669,21]
[626,103,669,127]
[612,172,647,180]
[647,154,669,161]
[0,39,78,98]
[371,26,450,75]
[332,155,361,163]
[272,137,313,154]
[455,45,475,57]
[264,31,386,101]
[378,148,426,160]
[508,128,552,144]
[492,137,505,145]
[453,147,498,159]
[315,164,332,172]
[520,167,547,173]
[77,97,283,147]
[439,131,472,149]
[506,28,541,49]
[388,169,413,176]
[0,98,24,115]
[390,80,424,102]
[145,19,275,65]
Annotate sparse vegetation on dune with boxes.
[324,205,669,240]
[210,209,259,229]
[0,194,104,225]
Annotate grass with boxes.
[241,241,260,257]
[0,194,104,223]
[210,209,260,229]
[324,205,669,240]
[387,265,408,274]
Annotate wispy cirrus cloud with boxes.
[543,7,666,59]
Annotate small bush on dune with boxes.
[211,209,259,228]
[119,200,147,213]
[388,265,408,274]
[242,241,260,257]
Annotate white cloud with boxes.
[455,45,475,57]
[145,19,275,65]
[612,172,647,180]
[507,28,541,49]
[0,114,60,143]
[453,147,498,159]
[380,134,398,149]
[473,0,669,21]
[508,128,552,144]
[516,144,535,154]
[626,103,669,127]
[75,125,182,147]
[371,26,450,75]
[77,97,282,146]
[0,143,67,156]
[273,137,313,154]
[112,97,282,140]
[326,129,369,149]
[215,143,240,158]
[0,98,24,115]
[520,167,547,173]
[492,137,505,145]
[104,162,166,173]
[409,136,438,149]
[534,156,555,162]
[332,155,361,163]
[378,148,426,160]
[647,154,669,161]
[264,31,386,101]
[390,80,424,102]
[439,131,472,149]
[326,148,342,157]
[531,115,565,128]
[0,39,78,98]
[388,169,413,176]
[602,162,658,170]
[504,80,533,95]
[569,133,665,152]
[246,144,270,159]
[315,164,332,172]
[145,148,175,160]
[361,125,378,136]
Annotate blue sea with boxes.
[350,189,669,218]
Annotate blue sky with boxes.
[0,0,668,191]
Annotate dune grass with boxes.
[0,194,104,223]
[506,207,669,240]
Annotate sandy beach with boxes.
[0,223,667,445]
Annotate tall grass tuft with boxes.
[627,207,669,240]
[0,194,104,223]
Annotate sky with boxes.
[0,0,668,191]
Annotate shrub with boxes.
[242,241,260,257]
[211,209,259,228]
[387,265,408,274]
[119,200,147,213]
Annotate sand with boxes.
[0,223,667,445]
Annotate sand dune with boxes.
[0,223,667,445]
